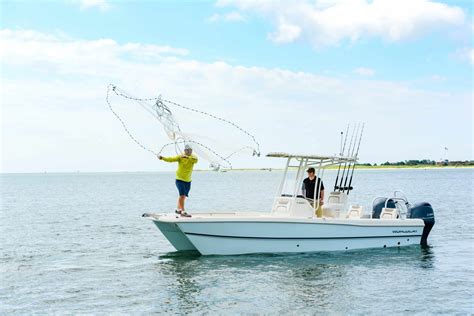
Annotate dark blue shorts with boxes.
[175,179,191,197]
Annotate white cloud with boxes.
[353,67,375,77]
[78,0,110,11]
[0,29,188,71]
[1,29,472,172]
[269,22,301,44]
[207,11,246,22]
[217,0,466,47]
[453,47,474,65]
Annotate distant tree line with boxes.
[381,159,436,166]
[357,160,474,166]
[437,160,474,166]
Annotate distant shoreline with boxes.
[331,165,473,170]
[1,165,472,174]
[199,165,474,172]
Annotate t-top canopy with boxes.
[266,152,357,162]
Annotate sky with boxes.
[1,0,473,172]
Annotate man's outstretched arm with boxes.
[158,155,180,162]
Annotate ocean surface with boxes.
[1,169,473,314]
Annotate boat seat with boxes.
[379,207,399,219]
[322,191,348,218]
[327,191,348,205]
[291,197,315,217]
[274,198,290,213]
[346,205,363,219]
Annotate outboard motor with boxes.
[372,197,396,219]
[407,202,435,246]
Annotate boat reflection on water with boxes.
[153,245,435,313]
[158,244,435,269]
[154,252,202,314]
[418,245,435,269]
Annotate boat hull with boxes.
[150,214,425,255]
[152,220,197,251]
[184,233,421,255]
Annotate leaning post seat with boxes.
[322,191,348,218]
[327,191,348,205]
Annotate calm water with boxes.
[1,169,473,314]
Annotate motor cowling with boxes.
[407,202,435,246]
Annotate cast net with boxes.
[106,84,260,170]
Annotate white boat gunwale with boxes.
[148,214,424,228]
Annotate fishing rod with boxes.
[337,124,355,191]
[338,124,357,191]
[342,123,360,192]
[343,123,361,192]
[334,124,349,191]
[346,123,365,195]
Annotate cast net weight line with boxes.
[106,85,156,155]
[163,99,261,157]
[110,85,260,156]
[106,84,260,169]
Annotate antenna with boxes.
[339,131,343,155]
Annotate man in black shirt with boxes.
[302,167,325,205]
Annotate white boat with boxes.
[144,151,435,256]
